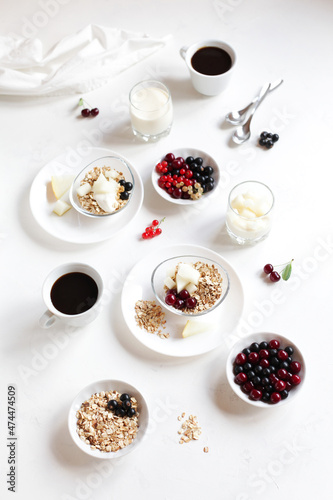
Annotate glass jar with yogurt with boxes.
[129,80,173,141]
[226,180,274,244]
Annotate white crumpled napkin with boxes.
[0,24,169,96]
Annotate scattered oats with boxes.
[134,300,169,340]
[178,413,202,444]
[177,416,182,421]
[76,390,139,453]
[203,446,209,453]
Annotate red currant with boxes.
[152,220,159,226]
[142,232,150,239]
[155,228,162,236]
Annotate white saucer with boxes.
[151,147,220,205]
[121,244,244,357]
[29,147,144,244]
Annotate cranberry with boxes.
[270,392,281,404]
[164,153,175,163]
[291,374,301,385]
[186,297,197,309]
[235,353,247,365]
[269,339,280,349]
[235,373,247,385]
[242,381,254,393]
[259,349,269,359]
[174,298,185,309]
[250,389,262,401]
[179,289,189,300]
[165,293,176,306]
[278,350,288,360]
[275,380,286,392]
[277,368,288,380]
[248,352,259,364]
[290,361,301,373]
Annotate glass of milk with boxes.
[129,80,173,141]
[226,181,274,244]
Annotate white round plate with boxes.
[121,244,244,357]
[29,147,144,244]
[151,147,220,205]
[68,379,149,459]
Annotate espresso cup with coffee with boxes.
[180,40,236,96]
[39,263,104,329]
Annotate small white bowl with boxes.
[226,332,305,408]
[70,155,135,218]
[151,147,220,205]
[68,379,149,458]
[151,254,230,317]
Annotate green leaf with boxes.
[281,262,292,281]
[78,98,84,107]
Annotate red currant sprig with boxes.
[263,259,294,282]
[79,98,99,118]
[142,217,165,240]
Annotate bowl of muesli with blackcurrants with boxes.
[226,333,305,407]
[70,155,135,218]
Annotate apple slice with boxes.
[51,175,75,199]
[181,320,214,338]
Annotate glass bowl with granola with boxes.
[151,255,230,317]
[69,156,135,218]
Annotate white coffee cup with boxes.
[180,40,236,96]
[39,263,104,329]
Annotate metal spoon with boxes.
[226,79,284,126]
[232,83,271,145]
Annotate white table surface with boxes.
[1,1,333,499]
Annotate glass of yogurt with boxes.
[226,180,274,244]
[129,80,173,141]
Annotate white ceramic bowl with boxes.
[151,254,230,317]
[70,155,135,218]
[68,379,149,458]
[226,332,305,408]
[151,147,220,205]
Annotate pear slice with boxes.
[77,182,92,197]
[53,199,71,216]
[176,274,190,294]
[93,173,118,195]
[104,169,119,180]
[177,263,200,286]
[164,276,176,289]
[181,320,214,338]
[51,175,75,199]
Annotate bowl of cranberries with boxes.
[151,255,230,317]
[226,333,305,407]
[151,148,220,205]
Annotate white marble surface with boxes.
[1,1,333,499]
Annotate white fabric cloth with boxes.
[0,25,169,96]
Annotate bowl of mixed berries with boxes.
[151,255,230,317]
[226,333,305,407]
[151,148,220,205]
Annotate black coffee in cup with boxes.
[191,46,232,76]
[50,272,98,315]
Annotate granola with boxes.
[77,166,128,215]
[166,261,223,314]
[76,390,139,453]
[134,300,169,339]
